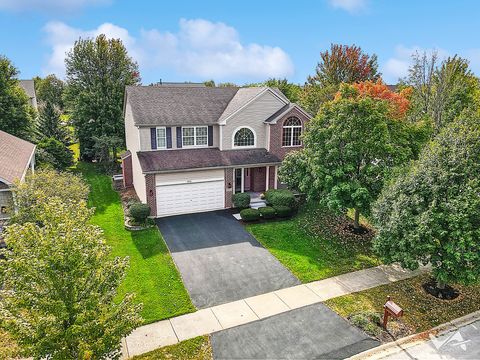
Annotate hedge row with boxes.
[240,205,292,222]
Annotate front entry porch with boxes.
[233,166,278,194]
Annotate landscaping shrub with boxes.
[259,206,276,219]
[240,208,260,221]
[129,202,151,224]
[348,311,382,337]
[233,193,250,209]
[265,189,296,208]
[273,205,292,218]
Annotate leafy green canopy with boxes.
[373,116,480,286]
[64,34,140,161]
[0,199,142,359]
[0,55,35,140]
[280,84,419,227]
[9,169,89,224]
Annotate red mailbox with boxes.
[383,296,403,329]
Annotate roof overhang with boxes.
[265,103,312,124]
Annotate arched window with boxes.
[233,127,255,147]
[282,117,302,147]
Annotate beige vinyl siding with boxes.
[156,169,224,185]
[124,100,147,202]
[140,125,219,150]
[222,91,285,150]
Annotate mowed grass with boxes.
[325,273,480,333]
[79,163,195,323]
[246,205,380,283]
[132,336,212,360]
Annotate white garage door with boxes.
[156,171,225,217]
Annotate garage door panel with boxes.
[156,179,225,217]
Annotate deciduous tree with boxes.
[280,83,416,230]
[0,55,35,139]
[301,44,381,115]
[0,199,142,359]
[64,34,140,161]
[9,168,89,224]
[373,115,480,289]
[405,52,479,133]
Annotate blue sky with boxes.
[1,0,479,85]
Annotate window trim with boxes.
[282,117,302,147]
[156,126,167,149]
[232,126,256,148]
[182,126,209,148]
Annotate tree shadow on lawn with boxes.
[131,228,168,260]
[246,205,380,283]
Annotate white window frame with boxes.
[182,126,208,148]
[156,126,167,149]
[232,126,256,148]
[282,118,302,147]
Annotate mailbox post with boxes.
[383,296,404,329]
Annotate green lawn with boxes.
[325,273,480,334]
[79,163,195,323]
[133,336,212,360]
[246,204,380,283]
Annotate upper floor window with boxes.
[182,126,208,147]
[233,127,255,147]
[156,127,166,149]
[282,117,302,147]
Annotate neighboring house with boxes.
[122,85,311,217]
[0,130,36,220]
[19,79,38,110]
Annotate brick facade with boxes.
[145,174,157,216]
[268,107,310,161]
[268,166,276,189]
[251,167,267,192]
[224,168,234,208]
[121,154,133,188]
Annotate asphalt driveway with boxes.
[156,210,300,308]
[211,303,380,359]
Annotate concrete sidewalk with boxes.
[350,310,480,359]
[122,263,429,358]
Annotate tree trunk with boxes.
[354,208,361,230]
[436,280,446,290]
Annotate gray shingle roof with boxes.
[0,130,35,184]
[137,148,281,173]
[126,86,239,126]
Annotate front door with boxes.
[244,168,251,191]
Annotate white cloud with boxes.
[0,0,110,12]
[42,18,294,82]
[381,45,450,83]
[328,0,368,13]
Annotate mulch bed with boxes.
[303,207,375,245]
[423,278,460,300]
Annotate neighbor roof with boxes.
[137,148,281,173]
[0,130,36,184]
[126,86,239,126]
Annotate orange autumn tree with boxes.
[335,80,412,118]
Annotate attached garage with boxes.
[155,169,225,217]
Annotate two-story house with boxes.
[122,85,311,217]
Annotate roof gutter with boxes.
[141,162,282,175]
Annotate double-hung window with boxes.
[182,126,208,147]
[156,127,166,149]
